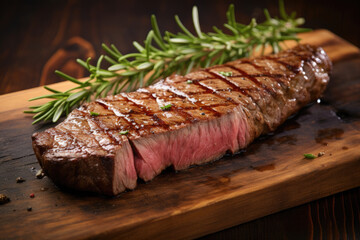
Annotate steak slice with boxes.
[32,44,332,195]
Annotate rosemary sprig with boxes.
[26,1,310,124]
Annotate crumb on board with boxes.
[0,194,10,205]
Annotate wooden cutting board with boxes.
[0,29,359,240]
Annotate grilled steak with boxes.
[32,44,332,195]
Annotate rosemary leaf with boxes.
[44,86,61,94]
[137,62,154,70]
[66,90,87,102]
[108,64,128,71]
[53,101,66,122]
[55,70,83,85]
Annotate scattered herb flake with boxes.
[304,153,317,159]
[90,111,100,116]
[160,104,172,111]
[120,130,129,135]
[186,80,193,84]
[218,71,233,77]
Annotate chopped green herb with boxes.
[218,71,233,77]
[304,153,317,159]
[90,111,100,116]
[186,80,193,84]
[120,130,129,135]
[160,104,172,110]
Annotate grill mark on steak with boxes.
[222,64,283,117]
[188,77,233,115]
[54,109,118,155]
[199,70,268,124]
[237,59,293,88]
[273,46,329,92]
[147,91,196,124]
[79,109,121,149]
[46,114,108,153]
[203,69,248,98]
[95,99,141,133]
[202,69,268,123]
[224,64,277,97]
[225,65,283,132]
[256,57,304,97]
[152,83,199,105]
[122,92,172,130]
[227,60,290,108]
[284,45,324,67]
[281,47,327,96]
[204,68,278,107]
[125,87,202,128]
[150,82,213,122]
[47,127,80,151]
[249,57,300,73]
[192,69,270,135]
[227,61,292,104]
[259,56,303,76]
[187,73,294,81]
[183,94,222,117]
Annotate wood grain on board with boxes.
[0,29,359,240]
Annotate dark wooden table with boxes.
[1,0,359,239]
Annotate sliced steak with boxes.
[32,44,332,195]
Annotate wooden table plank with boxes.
[0,29,359,240]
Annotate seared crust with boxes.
[32,44,332,195]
